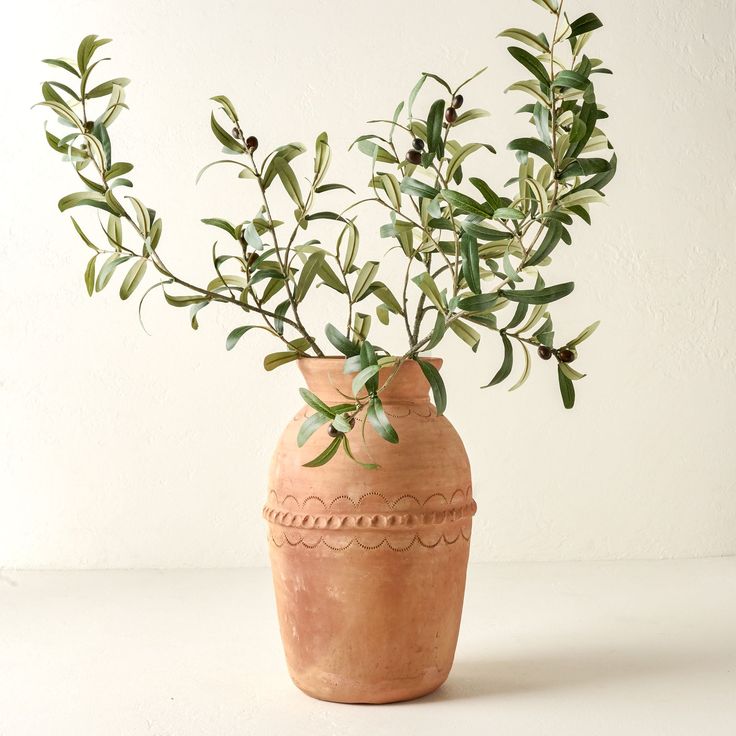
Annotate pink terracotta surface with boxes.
[265,357,475,704]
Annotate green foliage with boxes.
[35,0,616,467]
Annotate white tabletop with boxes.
[1,559,734,735]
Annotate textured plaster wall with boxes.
[1,0,735,568]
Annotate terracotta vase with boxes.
[264,357,476,704]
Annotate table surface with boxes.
[1,559,735,736]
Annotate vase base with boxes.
[291,671,449,705]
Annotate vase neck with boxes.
[298,357,441,405]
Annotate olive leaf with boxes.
[35,8,617,467]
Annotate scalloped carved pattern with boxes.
[267,527,472,552]
[263,488,476,531]
[264,488,475,550]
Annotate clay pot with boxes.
[264,357,475,703]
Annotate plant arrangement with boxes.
[35,0,616,467]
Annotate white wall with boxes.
[1,0,735,568]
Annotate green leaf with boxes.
[460,235,481,294]
[352,261,379,301]
[417,359,447,415]
[299,388,335,417]
[95,254,131,292]
[315,183,355,194]
[342,436,379,470]
[367,398,399,443]
[551,70,590,91]
[507,47,550,86]
[483,333,513,387]
[325,323,360,356]
[426,311,447,350]
[41,81,66,105]
[77,35,111,74]
[505,80,549,106]
[458,293,498,314]
[352,365,380,396]
[107,162,133,179]
[226,325,259,350]
[493,207,524,220]
[400,177,439,199]
[70,217,99,251]
[453,108,491,126]
[271,157,304,209]
[501,282,574,304]
[359,341,379,388]
[503,246,522,283]
[314,131,331,185]
[378,173,402,210]
[189,301,209,330]
[509,342,531,392]
[294,252,325,302]
[412,272,445,311]
[297,412,331,448]
[317,259,347,294]
[243,222,263,251]
[407,74,427,118]
[356,139,397,163]
[119,258,147,300]
[460,220,510,242]
[210,94,239,123]
[84,255,97,296]
[42,58,80,77]
[163,291,208,307]
[201,218,237,238]
[446,143,496,182]
[469,177,502,212]
[303,436,343,467]
[119,195,147,234]
[261,143,306,187]
[449,320,480,352]
[210,112,245,153]
[426,99,445,158]
[98,82,127,127]
[58,192,112,214]
[196,159,254,184]
[86,77,130,98]
[567,320,600,347]
[559,158,610,178]
[422,72,452,94]
[558,365,576,409]
[498,28,549,53]
[508,138,555,167]
[91,120,111,169]
[264,351,299,371]
[560,362,587,381]
[526,222,563,267]
[569,12,603,37]
[441,190,491,219]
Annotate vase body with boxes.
[264,357,475,704]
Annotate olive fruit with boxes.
[84,121,94,133]
[327,424,343,438]
[452,94,464,109]
[537,345,553,360]
[406,149,422,165]
[245,135,258,152]
[445,108,458,124]
[558,348,576,363]
[412,138,425,151]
